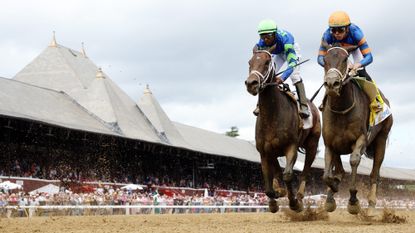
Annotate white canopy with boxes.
[30,184,60,195]
[120,184,143,190]
[0,181,22,190]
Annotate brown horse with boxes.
[321,44,393,215]
[245,47,321,213]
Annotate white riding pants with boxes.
[271,43,302,84]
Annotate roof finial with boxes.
[144,84,152,94]
[49,31,57,47]
[96,67,105,79]
[81,42,87,58]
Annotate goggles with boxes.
[330,27,346,34]
[260,33,274,40]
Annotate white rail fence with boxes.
[1,205,269,218]
[2,204,412,218]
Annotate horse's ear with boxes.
[267,44,277,53]
[252,45,258,53]
[343,45,358,53]
[321,40,331,50]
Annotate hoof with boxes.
[325,198,337,212]
[296,200,304,212]
[289,199,303,213]
[368,200,376,208]
[347,202,361,215]
[366,206,376,217]
[269,199,279,213]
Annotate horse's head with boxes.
[245,45,276,96]
[322,42,358,96]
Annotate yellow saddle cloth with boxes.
[353,77,391,126]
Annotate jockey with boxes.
[318,11,384,112]
[253,19,310,118]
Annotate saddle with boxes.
[279,84,313,130]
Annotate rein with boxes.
[327,86,356,114]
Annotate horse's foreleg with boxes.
[260,152,279,213]
[348,134,366,215]
[284,144,303,212]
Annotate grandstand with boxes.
[0,35,414,196]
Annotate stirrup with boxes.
[299,106,310,118]
[370,100,383,113]
[253,107,259,116]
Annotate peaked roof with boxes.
[13,42,160,143]
[137,86,190,147]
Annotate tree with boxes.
[225,126,239,137]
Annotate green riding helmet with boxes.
[257,19,277,34]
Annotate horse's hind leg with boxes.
[323,146,338,212]
[348,134,366,215]
[367,132,388,215]
[284,144,303,212]
[260,152,279,213]
[323,147,344,212]
[297,138,318,200]
[273,162,286,198]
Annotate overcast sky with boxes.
[0,0,414,169]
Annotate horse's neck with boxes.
[258,87,291,120]
[328,82,355,111]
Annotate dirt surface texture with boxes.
[0,208,413,233]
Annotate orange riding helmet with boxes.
[328,11,351,27]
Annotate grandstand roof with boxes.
[13,40,161,143]
[2,37,415,181]
[0,77,117,135]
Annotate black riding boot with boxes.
[295,81,310,118]
[357,68,372,81]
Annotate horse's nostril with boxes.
[245,78,258,87]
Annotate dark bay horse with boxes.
[321,44,393,215]
[245,47,321,213]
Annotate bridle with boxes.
[325,47,350,84]
[325,46,356,114]
[249,50,276,93]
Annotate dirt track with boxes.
[0,209,413,233]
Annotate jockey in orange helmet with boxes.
[318,11,384,112]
